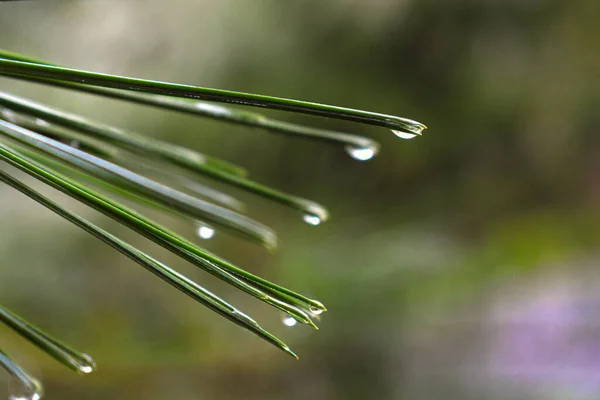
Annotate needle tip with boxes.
[284,346,299,360]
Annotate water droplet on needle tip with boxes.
[8,376,43,400]
[309,306,324,316]
[76,354,97,375]
[345,145,376,161]
[302,214,321,226]
[392,130,418,140]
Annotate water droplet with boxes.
[34,119,49,127]
[76,354,96,374]
[196,225,215,240]
[79,365,93,374]
[345,145,376,161]
[8,376,43,400]
[281,314,297,327]
[68,140,80,149]
[309,306,324,316]
[302,214,321,226]
[392,130,418,140]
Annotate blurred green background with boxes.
[1,0,599,399]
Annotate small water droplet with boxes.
[34,119,49,127]
[79,365,93,374]
[281,314,297,327]
[302,214,321,226]
[8,376,43,400]
[309,306,324,316]
[76,354,96,374]
[345,145,376,161]
[392,130,418,140]
[68,140,80,149]
[196,225,215,240]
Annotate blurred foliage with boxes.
[0,0,599,399]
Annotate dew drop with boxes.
[75,354,97,375]
[309,306,324,316]
[196,225,215,240]
[79,365,93,374]
[392,130,418,140]
[68,140,80,149]
[281,314,297,327]
[302,214,321,226]
[8,376,43,400]
[345,145,376,161]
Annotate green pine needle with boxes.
[0,45,425,396]
[0,141,320,327]
[0,57,426,134]
[0,306,96,374]
[0,171,299,357]
[0,88,248,179]
[0,119,277,248]
[0,50,380,151]
[0,348,43,400]
[0,92,330,223]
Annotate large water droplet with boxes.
[345,145,376,161]
[196,225,215,240]
[392,130,418,140]
[8,376,43,400]
[76,354,96,374]
[302,214,321,226]
[309,306,324,316]
[281,314,297,327]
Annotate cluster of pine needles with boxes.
[0,49,425,399]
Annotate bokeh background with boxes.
[0,0,599,399]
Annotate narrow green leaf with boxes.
[0,91,329,222]
[1,107,119,160]
[124,157,245,212]
[0,171,300,356]
[8,142,191,217]
[0,306,96,374]
[0,57,427,134]
[0,49,380,155]
[0,119,277,249]
[0,90,247,178]
[0,140,324,317]
[0,150,315,328]
[0,112,245,211]
[0,348,43,400]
